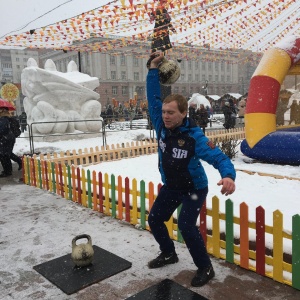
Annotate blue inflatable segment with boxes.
[241,128,300,165]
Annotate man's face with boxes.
[162,101,187,130]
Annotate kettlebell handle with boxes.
[72,234,92,247]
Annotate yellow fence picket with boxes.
[212,196,221,258]
[273,209,284,282]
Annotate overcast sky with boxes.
[0,0,111,38]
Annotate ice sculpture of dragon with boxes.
[21,58,102,134]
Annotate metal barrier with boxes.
[27,119,106,155]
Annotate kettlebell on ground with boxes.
[71,234,94,267]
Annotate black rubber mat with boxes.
[33,245,132,295]
[126,279,208,300]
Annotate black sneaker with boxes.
[191,265,215,287]
[148,252,179,269]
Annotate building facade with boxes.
[1,37,261,112]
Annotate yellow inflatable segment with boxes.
[253,48,291,83]
[245,113,276,148]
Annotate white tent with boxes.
[188,93,211,108]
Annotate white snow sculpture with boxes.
[188,93,211,108]
[21,58,102,134]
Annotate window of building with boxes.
[188,61,192,70]
[215,62,218,71]
[121,55,126,65]
[122,86,128,95]
[110,56,116,65]
[133,57,139,67]
[221,61,224,71]
[227,75,230,82]
[112,86,118,95]
[202,61,206,70]
[16,65,20,69]
[111,71,116,80]
[195,74,199,82]
[208,62,212,70]
[182,87,186,94]
[190,87,193,94]
[134,72,139,81]
[215,75,218,82]
[188,74,192,82]
[174,87,179,94]
[16,57,19,62]
[209,75,212,81]
[195,61,198,69]
[181,74,185,81]
[23,58,27,62]
[227,63,230,71]
[221,75,225,82]
[121,71,126,80]
[202,75,206,82]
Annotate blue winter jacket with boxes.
[146,69,236,190]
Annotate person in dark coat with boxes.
[196,104,209,135]
[150,8,176,53]
[222,101,235,129]
[0,108,15,177]
[188,103,197,123]
[19,111,27,132]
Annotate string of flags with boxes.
[0,0,299,57]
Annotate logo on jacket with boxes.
[172,148,188,158]
[206,140,216,149]
[159,138,166,152]
[178,139,185,147]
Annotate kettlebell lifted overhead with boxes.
[147,53,181,86]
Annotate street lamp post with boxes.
[202,80,208,95]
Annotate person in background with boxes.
[146,51,236,287]
[237,98,246,125]
[289,100,298,125]
[222,101,232,129]
[196,104,209,135]
[19,111,27,132]
[0,107,15,177]
[188,103,197,123]
[276,99,288,126]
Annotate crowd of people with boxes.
[101,103,148,128]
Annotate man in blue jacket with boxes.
[146,52,236,287]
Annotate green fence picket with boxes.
[177,204,183,243]
[38,160,42,189]
[51,162,56,193]
[226,199,234,263]
[140,180,146,229]
[292,214,300,289]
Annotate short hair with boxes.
[163,94,187,113]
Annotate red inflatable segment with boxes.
[245,76,281,114]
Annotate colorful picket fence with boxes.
[22,155,300,290]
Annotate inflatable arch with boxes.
[241,35,300,165]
